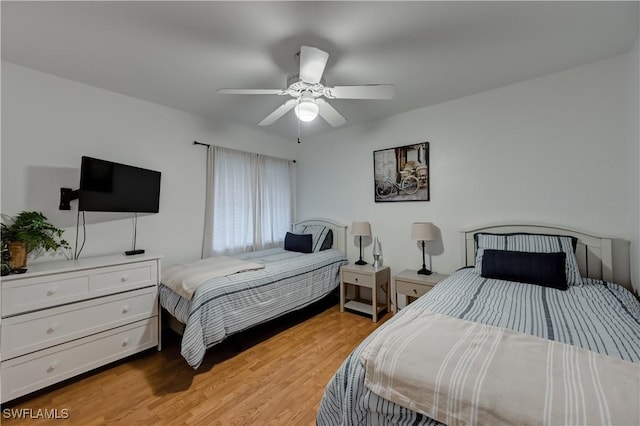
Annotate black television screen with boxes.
[78,156,161,213]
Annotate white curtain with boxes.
[202,146,295,257]
[256,154,295,249]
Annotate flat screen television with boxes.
[77,156,161,213]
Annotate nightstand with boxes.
[340,264,390,322]
[392,270,449,313]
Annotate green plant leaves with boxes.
[0,211,70,254]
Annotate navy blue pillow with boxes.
[284,232,313,253]
[481,249,568,290]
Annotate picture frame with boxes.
[373,142,429,202]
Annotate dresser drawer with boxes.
[396,280,433,299]
[342,271,373,288]
[2,287,158,360]
[2,274,90,316]
[91,262,156,294]
[2,260,159,317]
[1,318,158,403]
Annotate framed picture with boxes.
[373,142,429,202]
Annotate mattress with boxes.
[317,267,640,425]
[160,247,348,368]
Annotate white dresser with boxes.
[0,253,161,403]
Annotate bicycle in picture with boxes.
[375,170,419,199]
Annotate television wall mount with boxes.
[59,187,79,210]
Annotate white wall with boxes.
[3,53,638,291]
[628,29,640,294]
[1,62,292,269]
[297,53,639,292]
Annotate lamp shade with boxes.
[351,221,372,236]
[411,222,436,241]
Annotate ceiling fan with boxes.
[217,46,395,127]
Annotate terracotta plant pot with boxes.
[7,241,27,269]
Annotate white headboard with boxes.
[460,223,623,283]
[292,218,347,254]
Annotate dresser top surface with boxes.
[1,253,161,281]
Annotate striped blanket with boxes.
[160,247,347,368]
[361,310,639,426]
[317,268,640,426]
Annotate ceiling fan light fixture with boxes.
[294,95,319,122]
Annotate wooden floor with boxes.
[2,299,389,425]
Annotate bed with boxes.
[317,223,640,426]
[159,218,348,368]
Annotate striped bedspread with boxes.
[160,247,347,368]
[317,268,640,426]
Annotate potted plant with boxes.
[1,246,10,276]
[0,211,70,271]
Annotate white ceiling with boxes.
[2,1,638,139]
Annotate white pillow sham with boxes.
[292,224,332,252]
[475,232,582,286]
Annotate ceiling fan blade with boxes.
[325,84,396,100]
[217,88,286,95]
[299,46,329,85]
[316,99,347,127]
[258,99,297,126]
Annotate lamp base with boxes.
[355,259,367,265]
[417,268,432,275]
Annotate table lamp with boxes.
[351,222,371,265]
[411,222,436,275]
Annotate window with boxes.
[202,146,295,257]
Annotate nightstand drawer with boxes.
[342,271,373,288]
[396,280,433,299]
[392,270,449,314]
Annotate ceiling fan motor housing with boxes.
[286,73,325,98]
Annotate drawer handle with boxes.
[122,337,130,347]
[47,286,59,296]
[122,305,130,314]
[121,275,128,282]
[47,361,59,372]
[413,289,418,294]
[355,278,358,282]
[47,323,60,334]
